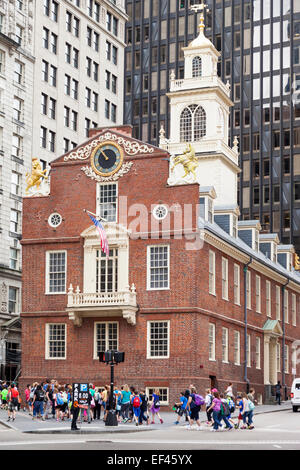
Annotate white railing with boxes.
[67,284,137,309]
[170,75,230,96]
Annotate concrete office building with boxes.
[0,0,127,382]
[124,0,300,250]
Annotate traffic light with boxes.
[99,351,106,362]
[114,351,125,363]
[295,253,300,270]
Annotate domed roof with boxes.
[188,30,213,49]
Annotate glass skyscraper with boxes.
[124,0,300,251]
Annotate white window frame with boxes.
[147,320,170,359]
[45,250,67,295]
[145,387,169,406]
[222,257,229,300]
[45,323,67,360]
[209,250,216,295]
[255,337,261,369]
[292,293,297,326]
[209,323,216,361]
[277,343,281,372]
[96,182,118,223]
[246,270,251,309]
[247,334,251,367]
[147,245,170,291]
[266,280,271,317]
[276,285,281,319]
[234,264,240,305]
[256,275,261,313]
[284,290,289,324]
[222,327,229,363]
[234,330,240,365]
[284,344,289,373]
[93,321,119,360]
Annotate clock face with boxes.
[90,141,124,177]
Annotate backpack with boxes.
[248,399,255,411]
[133,396,140,408]
[94,392,100,402]
[56,393,64,406]
[228,398,235,413]
[30,389,35,399]
[36,389,45,401]
[194,394,205,406]
[221,401,230,417]
[62,392,68,403]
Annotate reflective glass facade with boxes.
[124,0,300,250]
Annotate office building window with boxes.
[8,287,19,313]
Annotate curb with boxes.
[23,428,153,435]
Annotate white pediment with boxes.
[81,223,130,248]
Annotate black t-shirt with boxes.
[34,389,45,401]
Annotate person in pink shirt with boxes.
[24,385,31,413]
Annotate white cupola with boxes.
[161,5,240,208]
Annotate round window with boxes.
[153,205,168,221]
[48,213,62,228]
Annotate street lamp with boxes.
[99,350,125,426]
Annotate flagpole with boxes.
[83,209,107,222]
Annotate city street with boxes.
[0,404,299,451]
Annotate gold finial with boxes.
[190,2,209,35]
[295,253,300,270]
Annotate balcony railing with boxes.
[66,284,138,327]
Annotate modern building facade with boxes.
[33,0,127,167]
[0,0,35,381]
[0,0,127,382]
[20,22,300,405]
[124,0,300,251]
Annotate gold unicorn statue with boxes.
[25,158,48,194]
[172,143,199,180]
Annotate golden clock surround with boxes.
[90,141,124,177]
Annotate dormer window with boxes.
[180,104,206,142]
[192,56,202,77]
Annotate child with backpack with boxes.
[150,389,163,424]
[174,391,189,425]
[234,393,244,429]
[1,386,8,410]
[219,393,234,430]
[240,392,250,429]
[131,390,141,426]
[186,387,204,430]
[205,388,213,425]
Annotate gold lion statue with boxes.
[25,158,48,194]
[172,143,198,180]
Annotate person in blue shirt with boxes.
[174,392,189,425]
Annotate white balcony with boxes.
[169,75,230,96]
[66,284,138,327]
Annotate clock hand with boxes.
[100,149,109,161]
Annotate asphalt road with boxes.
[0,409,299,451]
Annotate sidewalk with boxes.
[0,401,291,434]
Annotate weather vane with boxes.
[190,2,209,34]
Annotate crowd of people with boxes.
[0,379,257,431]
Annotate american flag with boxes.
[87,213,109,257]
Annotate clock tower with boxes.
[160,3,240,208]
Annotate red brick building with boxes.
[20,25,300,406]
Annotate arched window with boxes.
[180,105,206,142]
[194,106,206,140]
[180,107,193,142]
[192,56,202,78]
